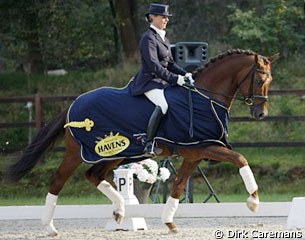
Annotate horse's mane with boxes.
[193,49,257,76]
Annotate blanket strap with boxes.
[188,87,194,138]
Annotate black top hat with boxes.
[145,3,172,18]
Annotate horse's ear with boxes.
[268,53,280,63]
[255,54,264,65]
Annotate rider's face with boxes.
[151,15,169,30]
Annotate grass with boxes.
[0,195,111,206]
[0,192,300,206]
[1,147,305,206]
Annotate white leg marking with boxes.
[239,165,258,194]
[161,196,179,224]
[41,192,58,236]
[240,166,259,212]
[97,180,125,224]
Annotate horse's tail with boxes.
[3,108,69,183]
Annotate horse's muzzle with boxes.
[251,105,268,120]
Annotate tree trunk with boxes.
[22,8,44,74]
[113,0,139,62]
[108,0,120,63]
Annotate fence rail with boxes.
[1,89,305,152]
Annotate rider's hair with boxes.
[145,14,153,23]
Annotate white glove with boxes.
[185,73,195,85]
[177,75,186,86]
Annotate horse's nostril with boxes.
[258,113,265,120]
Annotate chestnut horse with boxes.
[4,49,278,236]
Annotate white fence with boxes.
[0,202,291,220]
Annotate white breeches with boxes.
[144,89,168,114]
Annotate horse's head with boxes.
[193,50,280,119]
[237,53,279,120]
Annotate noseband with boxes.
[236,65,271,106]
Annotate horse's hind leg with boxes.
[162,158,201,233]
[42,130,82,236]
[85,159,124,224]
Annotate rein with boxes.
[187,86,194,138]
[185,62,270,138]
[194,64,270,106]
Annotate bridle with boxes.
[186,62,271,137]
[236,64,271,106]
[194,63,271,107]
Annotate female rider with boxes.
[130,3,193,156]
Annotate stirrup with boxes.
[144,142,162,156]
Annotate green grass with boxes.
[0,192,300,206]
[1,147,305,206]
[0,195,111,206]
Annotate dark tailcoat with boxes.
[130,27,187,96]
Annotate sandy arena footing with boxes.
[1,217,305,240]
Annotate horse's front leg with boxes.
[239,165,259,212]
[204,145,259,212]
[162,158,201,234]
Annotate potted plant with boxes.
[127,159,170,203]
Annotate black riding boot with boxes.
[144,106,164,156]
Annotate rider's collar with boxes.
[150,24,166,41]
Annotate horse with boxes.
[3,49,279,236]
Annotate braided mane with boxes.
[193,49,257,76]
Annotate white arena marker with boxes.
[287,197,305,229]
[105,168,147,231]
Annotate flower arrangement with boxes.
[128,159,170,184]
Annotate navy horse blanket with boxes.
[66,83,230,163]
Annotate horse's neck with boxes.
[195,56,253,108]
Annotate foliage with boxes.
[39,1,116,69]
[0,0,116,71]
[1,0,305,72]
[227,0,305,56]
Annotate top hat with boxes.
[145,3,172,18]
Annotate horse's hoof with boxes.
[44,223,58,236]
[247,195,259,212]
[113,211,124,224]
[168,227,179,234]
[165,222,178,234]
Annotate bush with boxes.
[227,0,305,57]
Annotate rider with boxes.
[130,3,194,156]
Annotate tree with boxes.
[0,1,44,73]
[0,0,304,72]
[227,0,305,56]
[111,0,139,62]
[0,0,118,71]
[20,2,44,73]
